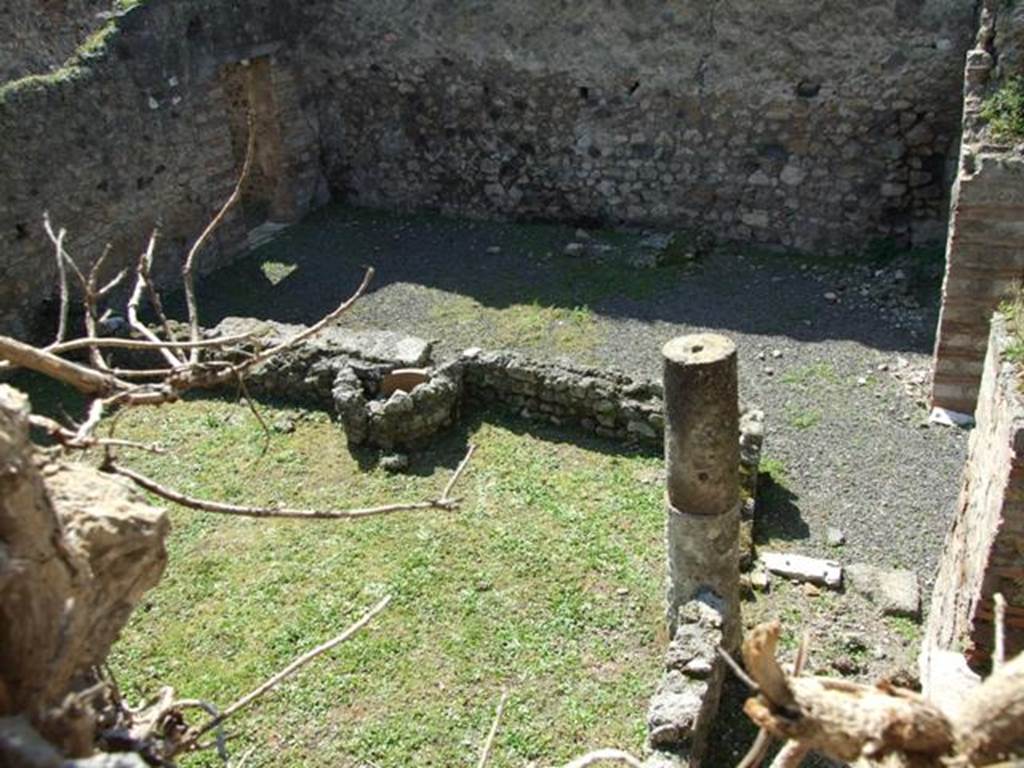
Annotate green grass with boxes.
[88,396,666,767]
[786,408,822,431]
[430,296,599,359]
[999,288,1024,366]
[780,362,838,386]
[885,616,922,645]
[982,76,1024,142]
[758,456,789,485]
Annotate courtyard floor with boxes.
[52,204,970,767]
[184,204,967,582]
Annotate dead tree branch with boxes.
[182,115,256,364]
[477,689,509,768]
[129,229,186,368]
[43,213,70,345]
[176,595,392,753]
[736,617,1024,767]
[104,443,475,521]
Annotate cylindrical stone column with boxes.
[662,334,741,649]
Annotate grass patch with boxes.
[261,260,298,286]
[91,396,665,767]
[787,408,822,431]
[781,362,838,386]
[885,616,922,645]
[982,76,1024,142]
[759,456,789,485]
[999,287,1024,366]
[430,295,600,360]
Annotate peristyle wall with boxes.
[1,0,977,337]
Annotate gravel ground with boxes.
[188,203,967,591]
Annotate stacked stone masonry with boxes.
[932,0,1024,415]
[646,592,728,766]
[208,322,763,481]
[2,0,978,337]
[0,0,112,83]
[927,314,1024,665]
[0,0,326,338]
[308,1,971,255]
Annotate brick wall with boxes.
[926,314,1024,665]
[932,1,1024,415]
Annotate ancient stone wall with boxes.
[462,348,665,444]
[0,0,326,338]
[0,0,113,84]
[308,0,973,254]
[1,0,980,338]
[932,1,1024,415]
[926,314,1024,666]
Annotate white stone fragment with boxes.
[761,552,842,589]
[929,407,975,429]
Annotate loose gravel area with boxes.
[188,203,967,592]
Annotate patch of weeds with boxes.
[886,616,922,645]
[781,362,838,386]
[982,76,1024,141]
[999,286,1024,366]
[759,456,789,485]
[787,408,822,431]
[430,295,600,359]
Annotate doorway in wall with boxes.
[221,57,296,238]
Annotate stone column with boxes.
[662,334,741,650]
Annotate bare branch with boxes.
[443,443,477,502]
[105,462,462,520]
[137,228,179,349]
[0,334,123,395]
[477,689,509,768]
[183,113,256,365]
[129,231,186,368]
[30,413,164,453]
[46,332,255,356]
[97,267,129,299]
[43,213,70,345]
[736,729,771,768]
[237,266,375,373]
[181,595,392,750]
[768,741,808,768]
[718,645,760,693]
[74,398,105,443]
[83,244,114,371]
[994,593,1007,671]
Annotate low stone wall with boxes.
[646,591,727,765]
[211,324,764,484]
[926,313,1024,668]
[461,348,664,444]
[333,361,463,451]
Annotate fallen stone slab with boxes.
[846,563,921,619]
[760,552,842,589]
[210,317,433,368]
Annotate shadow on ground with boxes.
[754,475,811,544]
[160,203,943,355]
